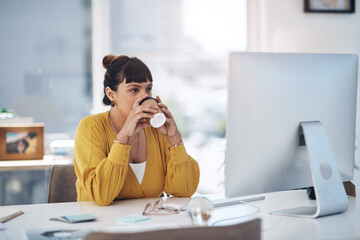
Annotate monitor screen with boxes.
[225,52,358,198]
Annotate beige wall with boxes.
[247,0,360,186]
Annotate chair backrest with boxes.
[84,218,261,240]
[47,164,77,203]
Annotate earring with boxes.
[111,101,116,107]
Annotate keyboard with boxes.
[212,196,265,208]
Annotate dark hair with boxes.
[102,54,153,105]
[6,139,29,153]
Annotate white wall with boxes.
[247,0,360,53]
[247,0,360,187]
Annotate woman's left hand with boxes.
[156,96,182,145]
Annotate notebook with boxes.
[49,213,97,224]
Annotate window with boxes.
[0,0,247,206]
[0,0,92,139]
[108,0,247,194]
[0,0,91,205]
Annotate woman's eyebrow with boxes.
[126,83,153,88]
[126,83,141,88]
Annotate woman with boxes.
[74,54,200,206]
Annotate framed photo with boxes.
[0,123,44,160]
[304,0,355,13]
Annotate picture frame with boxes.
[304,0,355,13]
[0,123,44,160]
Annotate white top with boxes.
[129,161,146,184]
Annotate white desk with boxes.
[255,189,360,240]
[0,189,359,240]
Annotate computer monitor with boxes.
[225,52,358,218]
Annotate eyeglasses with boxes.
[142,200,185,216]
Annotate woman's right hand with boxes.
[116,95,158,143]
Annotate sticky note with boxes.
[116,214,150,223]
[63,213,97,223]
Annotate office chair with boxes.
[84,218,261,240]
[47,164,77,203]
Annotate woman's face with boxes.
[17,140,26,153]
[107,79,153,116]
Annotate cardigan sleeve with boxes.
[163,139,200,197]
[74,117,130,206]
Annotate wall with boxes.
[247,0,360,187]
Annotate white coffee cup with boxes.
[139,97,166,128]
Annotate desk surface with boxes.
[1,189,359,240]
[0,155,73,171]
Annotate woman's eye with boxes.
[146,88,152,93]
[130,88,139,93]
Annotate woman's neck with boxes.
[108,108,126,135]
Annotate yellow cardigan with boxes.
[74,112,200,206]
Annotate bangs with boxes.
[120,59,153,84]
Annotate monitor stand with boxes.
[270,121,348,218]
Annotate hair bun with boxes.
[103,54,129,69]
[102,55,117,69]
